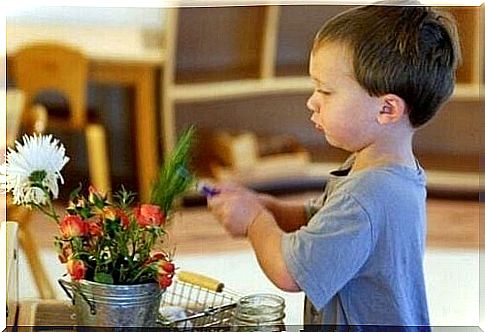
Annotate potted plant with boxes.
[2,127,195,327]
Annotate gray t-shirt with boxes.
[281,156,430,327]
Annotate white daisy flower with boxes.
[2,134,70,206]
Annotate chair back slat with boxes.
[12,42,88,130]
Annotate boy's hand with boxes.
[207,186,268,237]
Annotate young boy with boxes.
[207,3,460,328]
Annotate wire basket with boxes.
[158,271,240,329]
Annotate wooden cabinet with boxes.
[446,7,480,85]
[160,5,480,190]
[174,6,267,83]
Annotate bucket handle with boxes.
[177,271,225,292]
[58,279,97,315]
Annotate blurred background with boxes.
[4,3,483,327]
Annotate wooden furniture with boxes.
[199,130,311,182]
[160,5,480,193]
[5,87,57,300]
[6,89,49,144]
[88,61,159,202]
[6,89,26,145]
[11,42,111,195]
[14,300,76,330]
[5,222,19,328]
[6,25,162,201]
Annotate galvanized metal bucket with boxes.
[59,279,163,328]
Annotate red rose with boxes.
[143,251,169,266]
[59,215,88,238]
[158,274,173,288]
[158,260,175,274]
[67,258,87,281]
[134,204,164,228]
[117,209,130,229]
[156,259,175,288]
[84,215,103,237]
[87,222,103,237]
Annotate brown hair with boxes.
[313,4,461,127]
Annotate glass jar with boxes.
[232,293,285,332]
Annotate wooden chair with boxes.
[11,42,111,194]
[6,89,26,145]
[7,89,48,145]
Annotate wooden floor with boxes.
[22,192,479,256]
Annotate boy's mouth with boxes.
[314,123,325,132]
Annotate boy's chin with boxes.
[324,136,341,149]
[325,138,353,153]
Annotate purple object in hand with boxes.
[198,184,220,197]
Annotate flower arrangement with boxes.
[2,127,195,289]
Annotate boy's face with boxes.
[307,42,382,152]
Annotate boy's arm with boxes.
[257,194,308,232]
[207,190,301,292]
[247,209,301,292]
[210,183,308,232]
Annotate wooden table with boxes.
[14,300,76,331]
[6,24,165,201]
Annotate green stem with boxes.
[32,203,59,222]
[128,265,153,284]
[43,188,60,222]
[130,227,138,261]
[93,238,102,277]
[46,199,60,223]
[32,187,60,223]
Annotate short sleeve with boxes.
[282,192,373,310]
[304,197,323,220]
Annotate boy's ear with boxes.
[377,95,407,125]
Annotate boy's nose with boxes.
[306,93,318,113]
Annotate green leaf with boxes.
[113,186,136,208]
[150,126,196,214]
[91,192,106,209]
[69,183,83,202]
[94,272,114,284]
[79,207,92,219]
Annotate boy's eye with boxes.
[316,89,331,95]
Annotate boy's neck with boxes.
[351,132,416,173]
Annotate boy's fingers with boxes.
[207,191,226,205]
[206,195,220,211]
[207,193,232,215]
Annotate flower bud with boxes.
[57,243,73,264]
[117,209,130,229]
[151,251,169,262]
[103,206,130,229]
[158,260,175,274]
[67,258,87,281]
[103,206,117,221]
[88,185,106,207]
[158,274,173,288]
